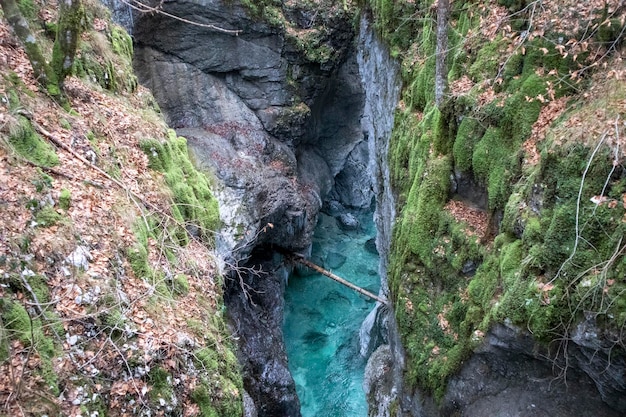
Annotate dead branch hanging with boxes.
[119,0,242,35]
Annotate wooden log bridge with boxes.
[290,255,388,305]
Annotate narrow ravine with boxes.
[283,211,381,416]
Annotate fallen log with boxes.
[290,255,387,305]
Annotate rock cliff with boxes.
[130,0,374,414]
[118,0,626,416]
[367,0,626,416]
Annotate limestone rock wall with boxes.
[129,1,371,415]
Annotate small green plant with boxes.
[34,206,62,227]
[32,170,54,192]
[59,188,71,210]
[173,274,190,296]
[139,130,220,245]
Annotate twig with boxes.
[120,0,241,35]
[549,131,608,284]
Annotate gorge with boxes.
[128,2,402,414]
[111,0,626,415]
[4,0,626,414]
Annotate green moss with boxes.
[521,39,587,88]
[10,273,51,304]
[411,59,435,111]
[73,29,137,93]
[50,0,85,85]
[596,18,625,45]
[32,170,53,192]
[191,384,220,417]
[9,116,59,167]
[471,126,517,209]
[371,0,626,402]
[432,102,457,155]
[17,0,37,19]
[126,224,152,280]
[502,73,546,143]
[468,257,499,309]
[35,206,62,227]
[1,299,59,393]
[58,188,71,210]
[110,25,133,59]
[192,344,243,417]
[468,37,506,82]
[453,116,485,172]
[148,366,175,402]
[173,274,190,296]
[101,307,127,331]
[139,131,220,244]
[401,155,452,265]
[59,118,72,130]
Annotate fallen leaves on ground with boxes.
[444,199,489,237]
[0,14,225,416]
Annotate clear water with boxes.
[283,211,380,417]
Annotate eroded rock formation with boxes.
[130,1,371,414]
[119,1,626,416]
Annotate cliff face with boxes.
[105,0,626,416]
[129,1,374,414]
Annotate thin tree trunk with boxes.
[0,0,53,88]
[51,0,83,87]
[435,0,450,108]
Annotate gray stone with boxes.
[436,323,624,417]
[359,303,388,357]
[243,390,258,417]
[332,140,374,209]
[337,212,360,231]
[363,345,395,417]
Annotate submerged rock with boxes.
[337,212,360,230]
[365,237,379,255]
[324,252,347,269]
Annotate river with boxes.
[283,210,381,416]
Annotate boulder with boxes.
[337,212,360,231]
[324,252,347,270]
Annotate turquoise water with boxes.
[283,211,380,417]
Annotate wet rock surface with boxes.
[224,253,300,417]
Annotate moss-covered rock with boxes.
[9,116,59,167]
[140,130,220,244]
[369,0,626,403]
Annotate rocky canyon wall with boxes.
[127,1,374,414]
[106,0,626,416]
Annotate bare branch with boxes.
[120,0,242,35]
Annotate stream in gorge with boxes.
[283,210,381,416]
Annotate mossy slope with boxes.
[369,0,626,400]
[0,1,241,415]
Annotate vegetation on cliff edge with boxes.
[0,1,241,415]
[369,0,626,399]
